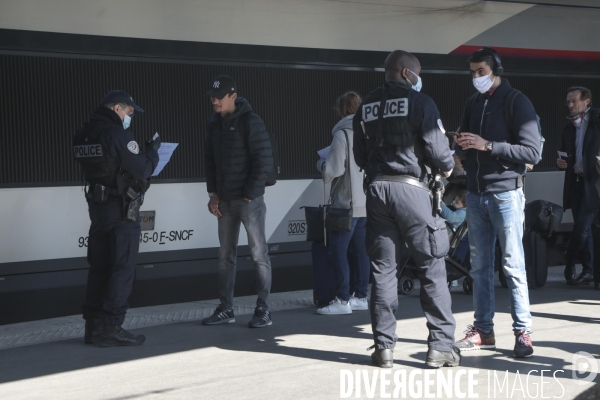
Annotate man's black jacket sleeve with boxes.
[243,114,273,200]
[416,96,454,172]
[204,122,217,194]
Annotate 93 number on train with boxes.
[78,237,89,248]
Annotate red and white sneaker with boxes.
[454,325,496,351]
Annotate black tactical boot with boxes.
[84,319,102,345]
[426,346,461,368]
[97,325,146,347]
[568,271,594,286]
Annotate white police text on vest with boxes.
[362,98,408,123]
[74,144,103,158]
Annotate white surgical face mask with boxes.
[120,106,132,129]
[473,71,496,94]
[407,69,422,92]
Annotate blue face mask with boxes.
[120,106,132,129]
[407,69,422,92]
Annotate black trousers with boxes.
[592,216,600,284]
[367,181,456,351]
[566,180,597,275]
[82,196,141,326]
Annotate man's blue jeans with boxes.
[217,196,271,310]
[466,188,532,334]
[329,217,370,302]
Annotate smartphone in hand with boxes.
[445,131,460,139]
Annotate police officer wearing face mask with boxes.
[73,90,160,347]
[353,50,458,368]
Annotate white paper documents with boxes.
[557,151,568,159]
[318,146,330,159]
[152,142,178,176]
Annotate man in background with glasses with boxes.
[557,86,600,288]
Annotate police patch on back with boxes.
[127,141,140,154]
[74,144,103,158]
[362,98,408,122]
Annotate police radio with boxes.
[125,187,144,222]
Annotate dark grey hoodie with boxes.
[455,79,540,193]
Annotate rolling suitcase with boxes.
[523,228,548,288]
[312,240,336,307]
[308,177,336,307]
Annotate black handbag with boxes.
[524,200,564,237]
[325,130,353,232]
[325,206,352,232]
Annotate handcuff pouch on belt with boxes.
[92,184,109,203]
[84,183,111,203]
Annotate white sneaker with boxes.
[317,297,352,315]
[349,295,368,311]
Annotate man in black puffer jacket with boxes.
[203,75,274,328]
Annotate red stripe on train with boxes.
[451,45,600,60]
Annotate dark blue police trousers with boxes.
[366,180,456,352]
[82,196,141,326]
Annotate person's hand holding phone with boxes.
[557,151,568,169]
[445,131,461,146]
[455,132,487,151]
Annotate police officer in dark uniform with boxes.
[73,90,160,347]
[353,50,460,368]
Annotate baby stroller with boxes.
[397,175,473,295]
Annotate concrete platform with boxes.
[0,266,598,400]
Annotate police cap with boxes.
[102,90,144,113]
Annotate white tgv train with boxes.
[1,0,599,322]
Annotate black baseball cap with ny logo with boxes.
[207,75,237,99]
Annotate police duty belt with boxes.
[372,175,430,193]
